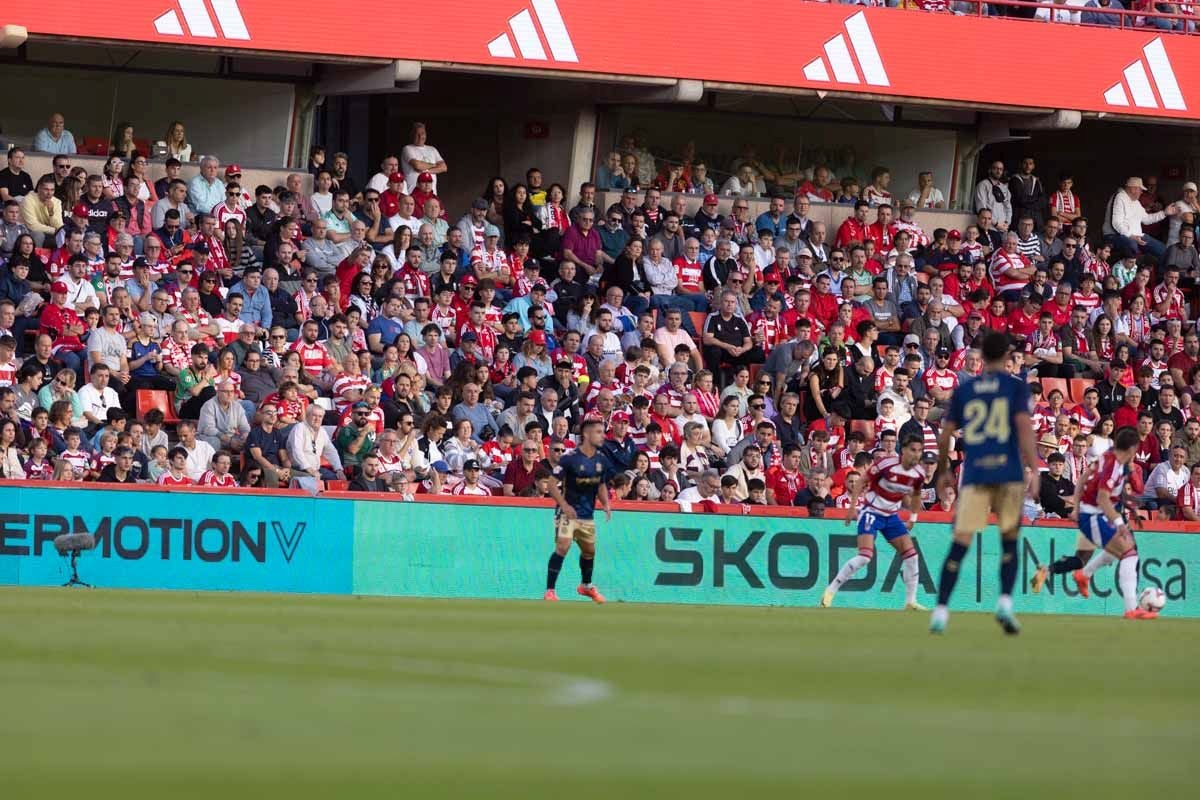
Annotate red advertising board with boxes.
[6,1,1198,121]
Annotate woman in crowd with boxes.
[513,335,553,379]
[164,121,193,162]
[40,374,85,431]
[710,394,745,461]
[805,347,847,421]
[125,153,158,203]
[482,177,507,233]
[347,272,379,323]
[679,421,712,481]
[502,183,541,246]
[381,226,413,271]
[100,155,125,200]
[224,219,258,277]
[691,369,720,420]
[720,366,754,416]
[0,419,24,479]
[110,122,136,160]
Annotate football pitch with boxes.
[1,588,1196,799]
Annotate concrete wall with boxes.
[1,64,296,166]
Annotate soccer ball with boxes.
[1138,587,1167,613]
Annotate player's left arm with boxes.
[905,484,923,531]
[935,419,957,488]
[597,481,612,522]
[1013,409,1040,498]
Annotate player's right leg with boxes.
[1101,528,1155,619]
[1032,534,1094,593]
[1074,514,1118,600]
[822,523,876,607]
[545,518,573,601]
[885,532,925,611]
[931,485,987,633]
[574,524,605,604]
[992,482,1027,635]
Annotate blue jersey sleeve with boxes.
[1010,377,1031,421]
[946,381,965,429]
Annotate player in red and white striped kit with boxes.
[822,435,927,610]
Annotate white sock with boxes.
[1082,549,1117,578]
[827,554,871,593]
[997,594,1013,616]
[901,553,919,605]
[1119,553,1139,613]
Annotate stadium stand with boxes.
[2,101,1200,524]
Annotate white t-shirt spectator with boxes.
[77,383,121,420]
[1143,460,1188,503]
[400,144,444,193]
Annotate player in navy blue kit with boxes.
[545,418,612,603]
[932,332,1040,634]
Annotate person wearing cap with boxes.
[690,192,721,236]
[1103,176,1177,261]
[333,400,377,470]
[1165,180,1200,247]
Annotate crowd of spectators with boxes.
[2,113,1200,519]
[818,0,1196,32]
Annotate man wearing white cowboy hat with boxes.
[1103,176,1178,261]
[1166,180,1199,247]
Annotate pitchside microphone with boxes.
[54,534,95,588]
[53,533,96,555]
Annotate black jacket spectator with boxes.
[1039,472,1074,518]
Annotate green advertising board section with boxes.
[354,502,1197,617]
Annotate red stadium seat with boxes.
[136,389,180,424]
[324,480,349,491]
[850,419,875,441]
[689,311,708,337]
[79,137,108,155]
[1068,378,1095,404]
[1038,377,1070,402]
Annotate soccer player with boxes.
[1068,427,1158,619]
[822,434,927,610]
[931,331,1040,634]
[544,418,612,603]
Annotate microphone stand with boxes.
[62,549,91,588]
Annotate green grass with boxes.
[1,588,1197,799]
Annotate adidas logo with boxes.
[801,11,889,88]
[154,0,250,40]
[1102,37,1185,111]
[487,0,578,63]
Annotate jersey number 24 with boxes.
[961,397,1010,445]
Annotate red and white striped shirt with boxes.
[291,340,334,377]
[673,257,704,293]
[211,202,246,228]
[990,250,1031,294]
[1080,450,1127,512]
[861,455,924,516]
[332,373,371,412]
[1152,283,1186,321]
[1176,481,1200,519]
